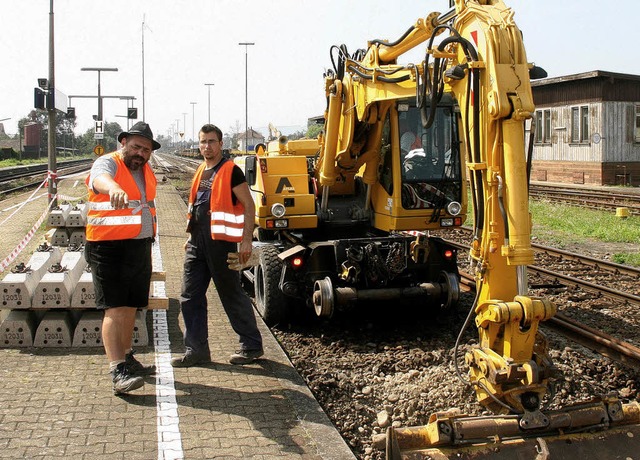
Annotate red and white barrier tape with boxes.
[0,178,48,227]
[0,181,87,273]
[0,198,56,273]
[57,193,88,202]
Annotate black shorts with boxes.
[84,238,153,309]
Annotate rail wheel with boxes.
[254,244,288,327]
[313,276,334,318]
[439,270,460,310]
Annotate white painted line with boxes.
[151,234,184,460]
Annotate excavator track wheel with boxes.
[313,277,334,318]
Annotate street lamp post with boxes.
[182,112,187,149]
[47,0,57,206]
[190,102,197,144]
[204,83,214,124]
[239,42,254,153]
[80,67,118,122]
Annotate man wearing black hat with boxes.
[85,121,160,395]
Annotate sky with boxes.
[2,0,639,144]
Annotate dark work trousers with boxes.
[179,225,262,354]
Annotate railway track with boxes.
[0,159,93,196]
[450,230,640,372]
[458,269,640,371]
[529,183,640,215]
[448,236,640,306]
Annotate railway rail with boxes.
[0,158,93,196]
[447,236,640,306]
[458,269,640,371]
[529,183,640,215]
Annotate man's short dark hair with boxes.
[200,124,223,141]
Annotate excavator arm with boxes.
[377,0,640,457]
[445,0,554,416]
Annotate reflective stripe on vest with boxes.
[210,211,244,239]
[89,200,156,212]
[86,215,142,226]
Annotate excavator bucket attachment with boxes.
[381,398,640,459]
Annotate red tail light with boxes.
[292,257,303,268]
[444,249,454,259]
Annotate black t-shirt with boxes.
[192,160,246,226]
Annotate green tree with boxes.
[306,123,323,139]
[287,130,307,140]
[17,109,84,158]
[156,134,171,152]
[74,121,123,156]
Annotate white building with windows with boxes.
[530,70,640,186]
[237,128,265,153]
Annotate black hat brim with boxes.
[118,131,161,151]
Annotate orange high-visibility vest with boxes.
[85,152,157,241]
[187,161,244,242]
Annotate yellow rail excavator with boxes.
[235,1,640,457]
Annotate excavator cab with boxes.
[375,98,465,232]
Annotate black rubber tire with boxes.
[254,245,288,327]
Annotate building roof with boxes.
[531,70,640,87]
[0,138,21,151]
[239,128,264,139]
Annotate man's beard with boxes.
[124,154,147,170]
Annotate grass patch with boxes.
[611,252,640,266]
[530,199,640,266]
[464,197,640,267]
[529,200,640,243]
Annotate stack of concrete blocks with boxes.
[0,245,62,347]
[48,203,72,247]
[66,202,88,246]
[47,201,88,247]
[71,310,148,348]
[31,248,86,346]
[0,201,168,348]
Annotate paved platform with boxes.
[0,174,356,460]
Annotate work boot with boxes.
[229,348,264,365]
[125,350,156,376]
[170,348,211,368]
[111,362,144,395]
